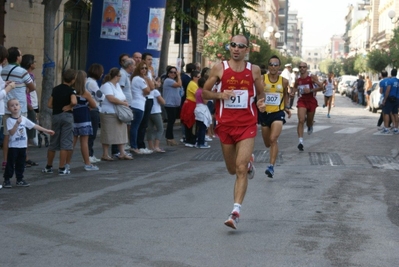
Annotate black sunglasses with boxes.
[169,71,177,74]
[230,42,248,49]
[299,66,307,69]
[268,62,279,67]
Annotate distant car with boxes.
[369,81,382,113]
[338,75,357,95]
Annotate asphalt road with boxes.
[1,93,398,267]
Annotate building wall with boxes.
[3,0,67,101]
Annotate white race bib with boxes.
[265,93,281,106]
[223,90,249,109]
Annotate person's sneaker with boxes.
[42,167,53,173]
[381,128,390,134]
[298,143,304,151]
[89,156,98,164]
[58,168,71,175]
[144,148,153,154]
[184,143,195,148]
[84,164,99,171]
[327,114,331,118]
[139,148,153,154]
[393,128,399,135]
[307,126,313,135]
[247,154,255,180]
[205,136,213,142]
[265,165,274,178]
[377,126,384,131]
[16,180,30,187]
[2,180,11,188]
[124,144,131,150]
[197,144,211,149]
[224,211,240,230]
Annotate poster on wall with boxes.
[147,8,165,50]
[101,0,130,40]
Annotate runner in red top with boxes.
[202,34,265,230]
[293,62,323,151]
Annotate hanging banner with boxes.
[101,0,130,40]
[147,8,165,50]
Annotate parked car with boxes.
[338,75,357,95]
[345,80,358,99]
[369,81,382,113]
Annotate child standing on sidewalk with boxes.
[2,99,54,188]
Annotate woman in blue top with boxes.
[162,66,182,146]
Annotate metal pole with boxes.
[179,0,184,60]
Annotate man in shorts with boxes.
[42,69,77,175]
[293,62,323,151]
[259,55,291,178]
[381,68,399,134]
[202,34,265,230]
[1,47,35,170]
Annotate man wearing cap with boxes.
[289,67,299,109]
[281,64,293,108]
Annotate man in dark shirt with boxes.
[42,69,77,175]
[356,75,365,105]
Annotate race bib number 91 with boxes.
[223,90,249,109]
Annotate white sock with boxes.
[299,137,303,144]
[233,203,241,214]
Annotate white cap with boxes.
[285,63,292,67]
[293,67,299,72]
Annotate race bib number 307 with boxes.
[265,93,280,105]
[223,90,249,109]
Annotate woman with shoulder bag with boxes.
[99,68,133,161]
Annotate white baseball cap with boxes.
[285,63,292,67]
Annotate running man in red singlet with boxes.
[202,34,265,230]
[293,62,323,151]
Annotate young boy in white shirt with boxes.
[2,99,54,188]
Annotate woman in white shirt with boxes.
[129,62,151,154]
[99,67,133,161]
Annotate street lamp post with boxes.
[388,10,399,24]
[263,26,280,49]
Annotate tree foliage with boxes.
[367,49,390,73]
[354,54,368,73]
[388,27,399,68]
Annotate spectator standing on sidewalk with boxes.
[42,69,77,175]
[3,99,54,188]
[1,47,36,171]
[356,75,365,105]
[381,69,399,134]
[86,63,105,163]
[365,75,372,110]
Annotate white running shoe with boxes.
[89,156,97,164]
[247,154,255,180]
[224,211,240,230]
[205,136,213,142]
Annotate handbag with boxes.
[114,104,133,123]
[109,82,133,123]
